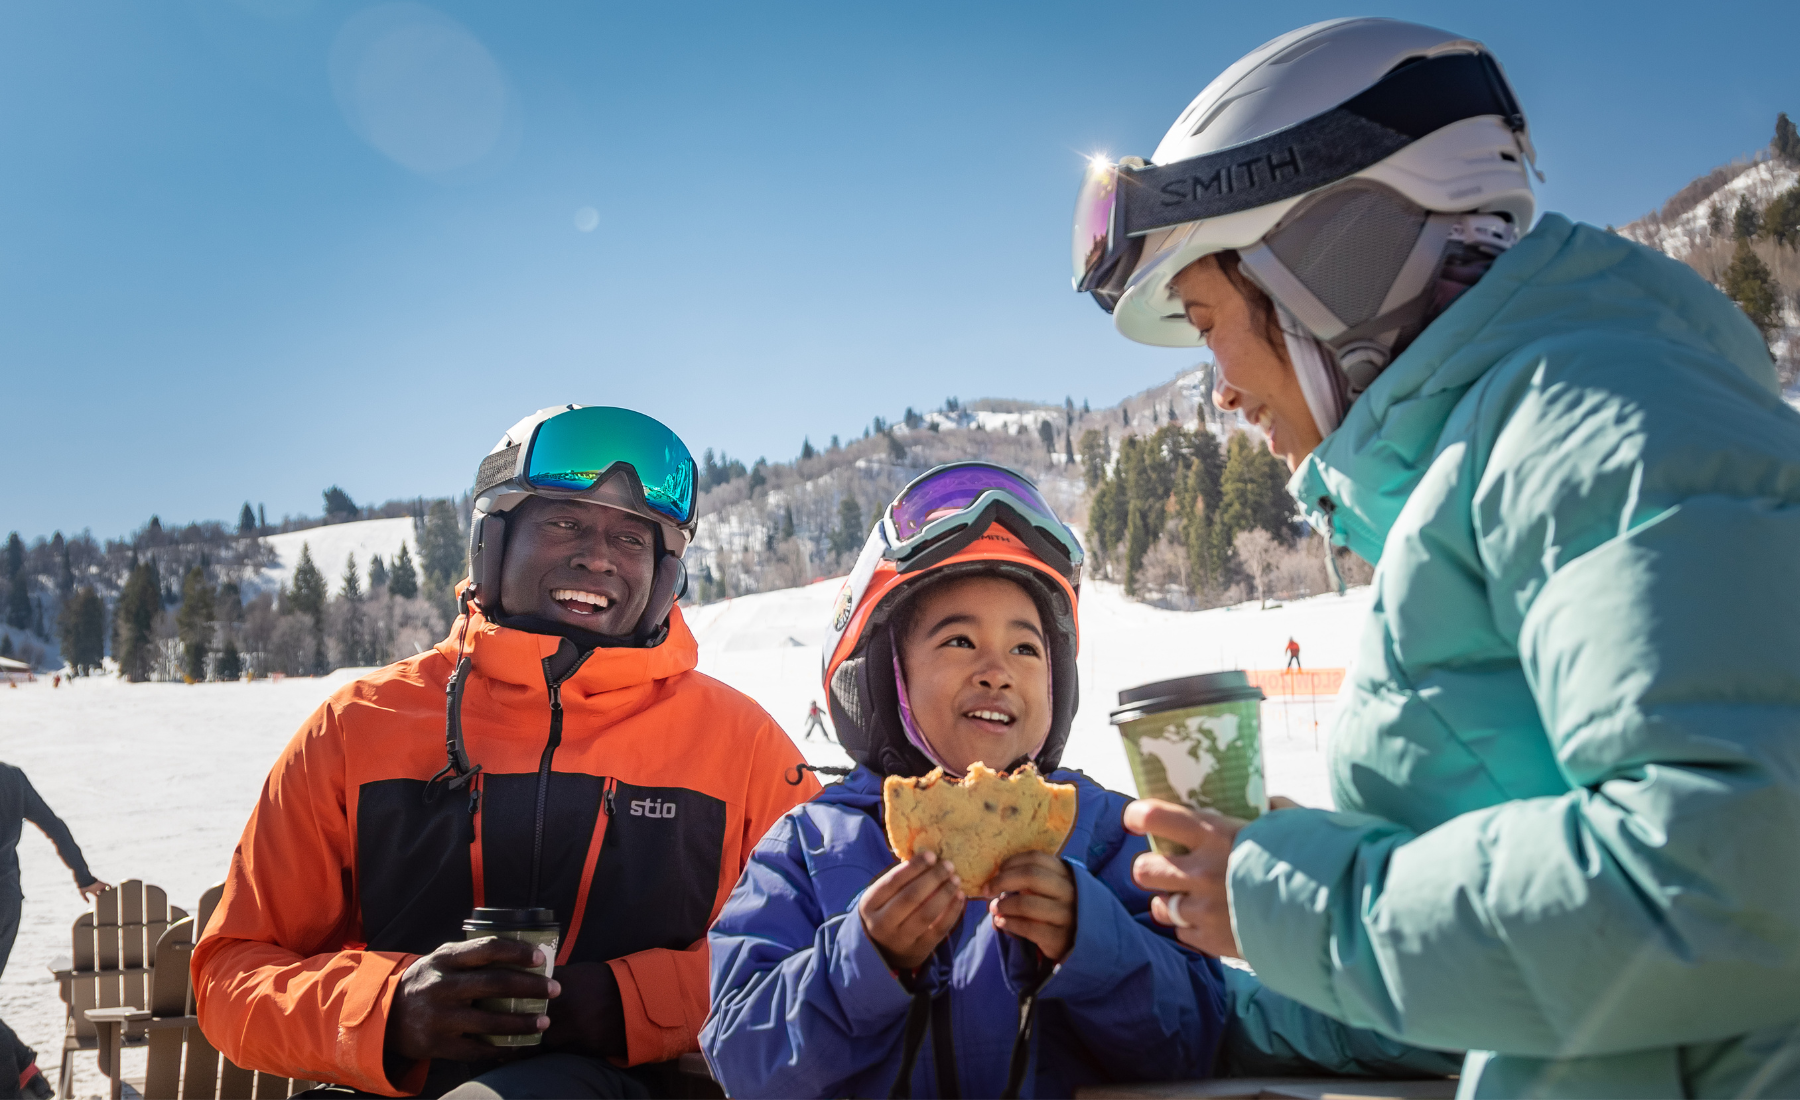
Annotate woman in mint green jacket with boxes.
[1072,17,1800,1097]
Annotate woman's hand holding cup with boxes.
[1124,795,1302,958]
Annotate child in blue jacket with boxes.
[701,464,1230,1098]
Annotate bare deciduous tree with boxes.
[1234,529,1279,609]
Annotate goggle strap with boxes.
[893,500,1077,585]
[474,445,523,498]
[1116,52,1519,239]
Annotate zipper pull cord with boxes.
[1318,497,1346,596]
[604,780,616,816]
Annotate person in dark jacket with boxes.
[0,762,107,1099]
[0,762,108,975]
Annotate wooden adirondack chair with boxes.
[86,884,307,1100]
[50,879,187,1098]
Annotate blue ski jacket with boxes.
[701,766,1230,1098]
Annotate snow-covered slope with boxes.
[252,517,418,596]
[689,577,1368,806]
[1620,157,1799,259]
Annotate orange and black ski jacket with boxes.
[191,603,818,1097]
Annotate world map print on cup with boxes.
[1110,672,1267,855]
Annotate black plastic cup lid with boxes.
[464,907,558,929]
[1109,670,1265,724]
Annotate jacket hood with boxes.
[434,599,699,699]
[1290,213,1778,562]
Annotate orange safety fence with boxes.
[1243,668,1345,697]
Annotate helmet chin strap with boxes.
[1278,306,1347,438]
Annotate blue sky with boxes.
[4,1,1796,541]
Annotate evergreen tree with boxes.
[1064,396,1075,427]
[389,543,419,599]
[58,586,105,675]
[0,636,10,660]
[418,501,465,589]
[1082,399,1090,414]
[831,496,865,557]
[176,565,214,681]
[1734,197,1762,242]
[1724,239,1781,339]
[115,561,160,682]
[55,534,73,598]
[258,504,267,531]
[1078,429,1108,489]
[829,435,841,451]
[2,533,22,581]
[1037,420,1056,454]
[781,506,796,541]
[216,638,243,681]
[800,437,816,461]
[1775,112,1800,165]
[5,573,28,632]
[749,458,768,493]
[290,543,329,626]
[338,553,366,666]
[323,486,359,522]
[216,581,243,623]
[32,597,44,639]
[368,554,388,592]
[886,430,907,462]
[1215,431,1295,562]
[1762,185,1800,248]
[238,503,257,536]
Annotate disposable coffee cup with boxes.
[463,907,560,1047]
[1111,671,1267,855]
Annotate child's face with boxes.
[897,576,1053,776]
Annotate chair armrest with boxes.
[144,1016,199,1032]
[85,1009,151,1024]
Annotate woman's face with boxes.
[1170,255,1323,471]
[897,576,1053,777]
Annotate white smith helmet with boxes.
[1075,18,1536,385]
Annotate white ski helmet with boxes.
[1074,18,1537,389]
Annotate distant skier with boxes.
[802,700,831,742]
[1285,637,1301,671]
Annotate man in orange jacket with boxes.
[192,406,819,1098]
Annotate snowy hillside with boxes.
[1620,157,1799,260]
[251,517,418,597]
[1619,153,1800,383]
[688,577,1364,806]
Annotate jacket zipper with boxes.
[529,651,591,908]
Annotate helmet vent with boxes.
[1264,181,1426,328]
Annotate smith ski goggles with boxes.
[474,406,698,527]
[882,462,1083,582]
[1072,51,1527,311]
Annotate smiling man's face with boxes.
[498,495,656,635]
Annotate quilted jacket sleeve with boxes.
[1230,337,1800,1057]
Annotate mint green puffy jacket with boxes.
[1231,214,1800,1098]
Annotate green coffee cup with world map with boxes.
[1111,672,1268,855]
